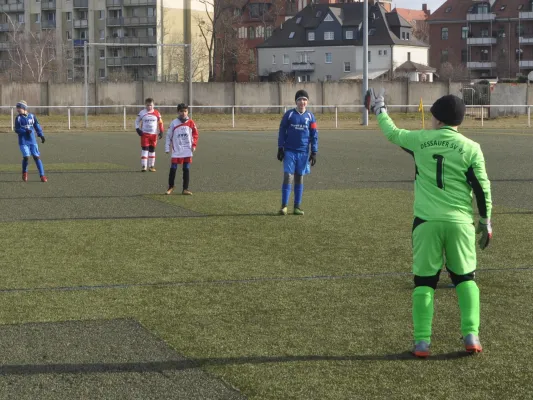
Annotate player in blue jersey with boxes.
[14,100,47,182]
[277,89,318,215]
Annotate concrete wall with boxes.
[1,81,532,116]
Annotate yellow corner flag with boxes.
[419,98,425,129]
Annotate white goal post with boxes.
[83,42,192,127]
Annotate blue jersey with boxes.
[15,112,44,146]
[278,108,318,153]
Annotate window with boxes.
[99,30,104,40]
[516,24,524,37]
[249,26,255,39]
[266,26,273,38]
[500,5,506,10]
[316,11,322,17]
[406,32,410,40]
[99,10,104,19]
[17,14,24,23]
[384,49,388,55]
[130,28,137,37]
[325,52,332,63]
[66,30,71,40]
[79,10,87,20]
[324,31,334,40]
[345,30,353,39]
[110,9,122,18]
[445,6,452,12]
[378,50,382,55]
[111,48,119,57]
[67,69,73,79]
[480,48,489,61]
[148,27,155,37]
[461,49,467,63]
[516,48,523,61]
[99,49,105,59]
[66,12,71,21]
[147,7,155,17]
[441,27,448,40]
[289,31,295,39]
[296,17,302,24]
[462,26,469,39]
[481,28,489,37]
[238,26,247,38]
[147,47,156,57]
[99,69,105,78]
[325,75,332,81]
[35,13,40,23]
[368,28,376,35]
[256,26,264,38]
[47,12,55,21]
[467,6,473,13]
[308,31,315,41]
[234,8,241,16]
[80,30,87,39]
[324,14,333,22]
[518,4,524,10]
[272,55,276,64]
[249,49,254,63]
[407,52,411,61]
[441,49,448,63]
[344,62,351,72]
[283,54,289,64]
[402,31,405,39]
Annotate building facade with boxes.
[428,0,533,80]
[256,3,429,82]
[0,0,212,82]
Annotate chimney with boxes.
[422,4,427,11]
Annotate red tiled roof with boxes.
[392,8,429,25]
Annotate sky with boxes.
[391,0,446,12]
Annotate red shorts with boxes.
[171,157,193,164]
[141,134,158,148]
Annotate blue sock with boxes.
[22,159,28,173]
[281,184,292,207]
[294,184,304,207]
[35,158,45,176]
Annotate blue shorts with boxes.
[283,150,310,175]
[20,144,40,157]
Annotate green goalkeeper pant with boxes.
[411,219,480,342]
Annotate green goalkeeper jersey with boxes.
[378,113,492,223]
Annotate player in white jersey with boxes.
[135,97,164,172]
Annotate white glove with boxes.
[364,88,387,115]
[476,218,492,250]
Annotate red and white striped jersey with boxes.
[165,117,199,158]
[135,109,164,135]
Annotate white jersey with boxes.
[165,117,199,158]
[135,109,163,135]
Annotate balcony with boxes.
[73,0,88,8]
[291,62,315,71]
[41,0,56,10]
[41,19,56,29]
[106,18,123,26]
[467,61,496,69]
[123,0,156,5]
[466,13,496,22]
[107,36,157,44]
[0,3,24,12]
[123,56,156,65]
[519,36,533,45]
[74,19,88,28]
[73,39,88,47]
[0,60,11,69]
[519,11,533,19]
[106,0,123,6]
[0,22,23,31]
[467,37,497,46]
[123,16,157,26]
[519,60,533,68]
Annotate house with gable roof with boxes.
[256,2,431,82]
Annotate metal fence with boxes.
[0,104,532,132]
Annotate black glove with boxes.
[158,132,163,139]
[277,147,284,161]
[40,136,45,144]
[309,152,317,166]
[136,128,143,136]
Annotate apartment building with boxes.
[0,0,212,82]
[428,0,533,79]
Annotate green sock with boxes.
[455,280,480,337]
[412,286,435,342]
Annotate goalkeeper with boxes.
[366,90,492,358]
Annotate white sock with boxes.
[141,150,148,168]
[148,152,155,168]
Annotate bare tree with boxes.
[412,20,429,44]
[438,62,469,81]
[161,35,210,82]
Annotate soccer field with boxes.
[0,128,532,399]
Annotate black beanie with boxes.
[295,89,309,102]
[430,95,466,126]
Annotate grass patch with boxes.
[0,112,530,133]
[0,162,128,172]
[0,188,531,399]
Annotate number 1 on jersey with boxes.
[432,154,445,189]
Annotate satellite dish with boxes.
[528,71,533,82]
